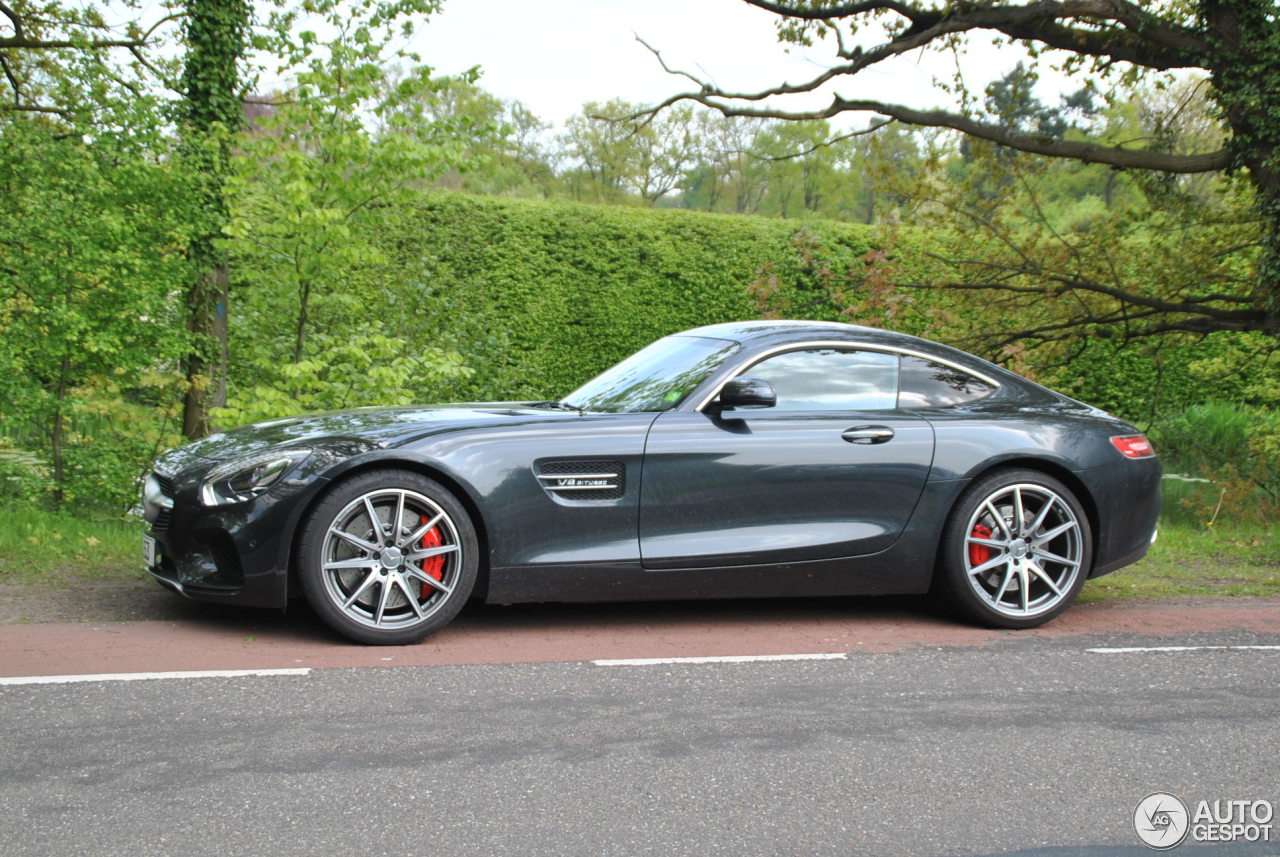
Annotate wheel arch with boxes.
[940,457,1100,574]
[929,456,1098,627]
[286,456,493,603]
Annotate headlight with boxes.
[200,449,311,506]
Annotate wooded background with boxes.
[1,0,1276,524]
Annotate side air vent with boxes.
[535,460,625,500]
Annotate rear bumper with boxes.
[1078,457,1162,578]
[1089,529,1156,578]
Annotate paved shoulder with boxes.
[1,596,1277,679]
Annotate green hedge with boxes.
[380,193,876,400]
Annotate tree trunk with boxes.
[293,278,312,364]
[50,353,70,505]
[1203,0,1280,327]
[178,0,250,440]
[1250,170,1280,325]
[182,260,229,438]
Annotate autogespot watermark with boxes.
[1134,792,1275,850]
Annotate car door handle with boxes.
[842,426,895,444]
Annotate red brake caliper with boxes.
[968,524,993,566]
[419,515,445,593]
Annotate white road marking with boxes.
[0,668,312,686]
[1087,645,1280,654]
[593,653,848,667]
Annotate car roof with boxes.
[679,319,1043,397]
[682,319,977,362]
[682,320,883,341]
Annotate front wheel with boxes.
[297,469,478,645]
[936,469,1092,629]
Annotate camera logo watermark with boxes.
[1134,793,1190,850]
[1134,792,1275,849]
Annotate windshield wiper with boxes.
[528,400,585,415]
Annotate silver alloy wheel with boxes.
[961,482,1084,619]
[319,488,463,630]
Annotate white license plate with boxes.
[143,535,159,568]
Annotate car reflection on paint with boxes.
[142,320,1161,645]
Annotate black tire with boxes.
[296,469,478,645]
[935,468,1092,629]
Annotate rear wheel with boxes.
[297,469,478,645]
[937,469,1091,629]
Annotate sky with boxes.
[410,0,1056,130]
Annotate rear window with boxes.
[897,356,995,407]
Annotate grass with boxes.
[0,505,146,585]
[1077,472,1280,601]
[0,502,1275,600]
[1080,519,1279,601]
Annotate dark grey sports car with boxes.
[143,320,1160,644]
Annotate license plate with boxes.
[143,535,159,568]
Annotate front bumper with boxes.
[142,467,324,610]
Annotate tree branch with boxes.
[665,92,1232,174]
[0,1,22,39]
[0,35,145,49]
[742,0,1208,66]
[744,1,923,22]
[638,7,1225,176]
[138,12,185,43]
[750,118,895,162]
[128,45,181,94]
[0,50,20,101]
[0,102,74,116]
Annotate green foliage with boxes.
[217,327,470,425]
[1033,334,1270,426]
[0,0,183,123]
[1150,402,1280,524]
[216,0,481,425]
[1079,516,1279,601]
[0,116,195,511]
[413,80,556,199]
[748,224,942,338]
[179,0,252,273]
[377,193,877,400]
[0,438,49,503]
[182,0,252,134]
[1,0,478,502]
[560,100,698,204]
[0,504,144,582]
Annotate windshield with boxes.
[563,335,740,413]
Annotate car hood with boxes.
[154,403,573,475]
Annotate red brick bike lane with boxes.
[2,596,1278,678]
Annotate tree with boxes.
[411,80,556,198]
[219,3,473,426]
[0,111,194,508]
[1,3,195,507]
[752,120,844,217]
[179,0,251,439]
[561,99,699,205]
[647,0,1280,337]
[1,0,475,509]
[0,0,170,117]
[681,110,770,213]
[1,0,250,440]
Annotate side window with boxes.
[897,355,996,407]
[745,349,899,410]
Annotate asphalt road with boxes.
[3,624,1279,857]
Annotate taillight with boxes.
[1111,435,1155,459]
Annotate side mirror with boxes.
[718,377,776,410]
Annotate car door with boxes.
[639,347,935,570]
